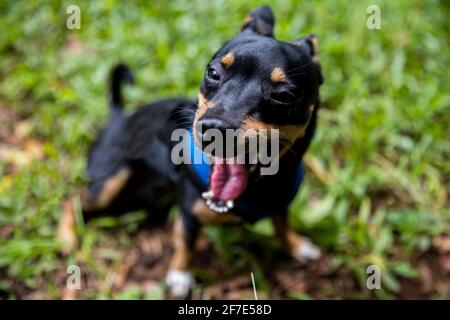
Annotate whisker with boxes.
[285,62,313,72]
[169,109,197,117]
[284,71,307,78]
[177,121,195,127]
[279,140,298,161]
[277,131,298,161]
[284,62,313,76]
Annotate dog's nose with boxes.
[197,118,228,137]
[195,118,239,158]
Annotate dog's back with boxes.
[82,64,196,221]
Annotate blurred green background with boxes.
[0,0,449,299]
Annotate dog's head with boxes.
[193,6,324,210]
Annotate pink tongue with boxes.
[210,159,248,201]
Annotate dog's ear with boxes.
[292,33,320,63]
[292,34,324,85]
[241,6,275,37]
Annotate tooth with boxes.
[202,191,214,200]
[226,200,234,209]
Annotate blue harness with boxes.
[187,128,305,220]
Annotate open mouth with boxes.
[211,157,248,201]
[202,157,249,213]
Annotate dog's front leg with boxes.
[166,214,199,298]
[272,212,321,264]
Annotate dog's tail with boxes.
[109,64,134,115]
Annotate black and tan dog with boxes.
[81,6,324,298]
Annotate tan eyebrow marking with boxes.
[271,67,286,83]
[220,52,235,67]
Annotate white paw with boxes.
[296,239,321,264]
[166,269,195,298]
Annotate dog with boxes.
[81,6,324,298]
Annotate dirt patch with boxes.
[398,240,450,299]
[47,223,450,299]
[0,107,44,175]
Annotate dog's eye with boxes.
[207,67,221,82]
[270,91,297,104]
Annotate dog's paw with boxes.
[295,239,321,264]
[166,269,195,299]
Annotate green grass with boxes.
[0,0,449,299]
